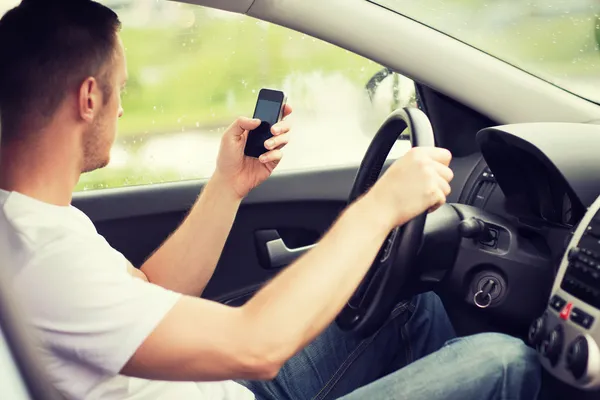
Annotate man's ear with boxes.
[78,77,98,123]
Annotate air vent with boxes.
[466,167,497,208]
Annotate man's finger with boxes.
[229,116,261,137]
[415,147,452,166]
[265,132,290,151]
[437,176,452,196]
[271,120,290,136]
[282,104,293,119]
[259,149,283,164]
[432,162,454,183]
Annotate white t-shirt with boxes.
[0,190,254,400]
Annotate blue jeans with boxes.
[240,292,541,400]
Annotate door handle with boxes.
[266,238,315,269]
[255,229,316,269]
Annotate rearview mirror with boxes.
[364,68,417,140]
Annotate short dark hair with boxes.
[0,0,121,142]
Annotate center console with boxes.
[530,196,600,389]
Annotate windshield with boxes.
[373,0,600,103]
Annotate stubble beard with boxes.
[81,112,113,174]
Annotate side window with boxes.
[79,2,417,191]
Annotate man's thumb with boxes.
[229,117,261,137]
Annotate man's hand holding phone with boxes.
[214,100,292,200]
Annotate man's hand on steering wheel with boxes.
[368,147,453,228]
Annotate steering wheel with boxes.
[335,107,436,338]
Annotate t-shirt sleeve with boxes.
[14,238,182,375]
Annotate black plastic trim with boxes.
[73,163,371,222]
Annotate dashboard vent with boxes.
[466,167,497,208]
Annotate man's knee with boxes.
[453,333,541,378]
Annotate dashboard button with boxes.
[566,336,589,380]
[560,303,573,320]
[571,308,595,329]
[586,225,600,239]
[581,248,600,260]
[540,326,564,367]
[568,247,581,261]
[581,256,592,266]
[528,314,547,347]
[550,295,566,312]
[561,277,578,293]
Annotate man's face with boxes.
[81,36,127,173]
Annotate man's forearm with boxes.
[123,194,397,382]
[239,194,395,369]
[140,173,242,296]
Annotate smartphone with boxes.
[244,88,287,158]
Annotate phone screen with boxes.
[245,89,285,158]
[254,99,282,125]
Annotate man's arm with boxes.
[139,174,241,296]
[122,147,453,381]
[140,113,292,296]
[124,194,392,381]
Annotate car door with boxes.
[73,1,419,304]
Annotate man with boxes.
[0,1,541,399]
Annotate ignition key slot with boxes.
[468,270,507,309]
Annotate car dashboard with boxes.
[451,123,600,272]
[477,123,600,224]
[460,122,600,391]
